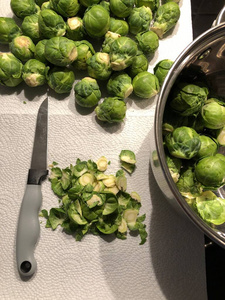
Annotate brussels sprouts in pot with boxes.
[21,14,40,43]
[107,72,133,99]
[195,135,219,159]
[109,18,129,36]
[73,40,95,71]
[87,52,111,80]
[165,154,182,184]
[10,0,38,19]
[0,52,23,87]
[200,98,225,129]
[132,71,159,99]
[110,0,134,18]
[66,17,86,41]
[22,58,49,87]
[74,77,101,107]
[50,0,80,17]
[95,97,127,123]
[10,35,36,62]
[0,17,22,44]
[45,36,77,67]
[38,9,66,38]
[128,6,152,35]
[47,66,75,93]
[83,5,110,38]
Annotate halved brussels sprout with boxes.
[47,67,75,93]
[0,52,23,87]
[87,52,111,80]
[74,77,101,107]
[10,35,36,62]
[132,71,159,98]
[107,72,133,99]
[0,17,22,44]
[22,58,49,87]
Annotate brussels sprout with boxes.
[201,99,225,129]
[41,1,51,9]
[132,71,159,98]
[120,150,136,164]
[99,0,110,12]
[110,0,134,18]
[11,0,38,19]
[47,67,75,93]
[136,30,159,55]
[169,83,208,116]
[102,31,121,53]
[83,5,110,38]
[34,39,48,63]
[176,166,203,200]
[74,77,101,107]
[154,59,173,86]
[151,2,180,38]
[107,72,133,99]
[80,0,100,7]
[109,36,138,71]
[66,17,86,41]
[135,0,159,12]
[50,0,80,17]
[165,126,201,159]
[166,154,181,183]
[87,52,111,80]
[195,154,225,190]
[35,0,46,5]
[196,135,218,159]
[10,35,36,62]
[0,17,22,44]
[109,17,129,36]
[196,191,225,226]
[21,14,40,43]
[95,97,126,123]
[128,6,152,35]
[45,37,77,67]
[215,126,225,146]
[127,50,148,78]
[22,58,49,87]
[38,9,66,38]
[73,40,95,71]
[0,52,23,87]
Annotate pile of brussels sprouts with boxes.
[0,0,180,123]
[163,82,225,226]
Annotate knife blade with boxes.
[16,97,48,277]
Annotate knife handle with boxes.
[16,184,42,277]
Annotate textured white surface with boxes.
[0,1,208,299]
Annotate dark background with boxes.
[191,0,225,299]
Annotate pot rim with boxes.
[154,22,225,247]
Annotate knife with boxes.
[16,97,48,277]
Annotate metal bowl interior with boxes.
[154,22,225,247]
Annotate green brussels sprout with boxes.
[107,72,133,99]
[165,126,201,159]
[215,126,225,146]
[0,17,22,44]
[83,5,110,38]
[176,166,203,201]
[127,50,148,78]
[154,59,173,86]
[102,31,121,53]
[151,2,180,38]
[34,39,48,63]
[136,30,159,55]
[38,9,66,38]
[35,0,46,5]
[11,0,38,19]
[50,0,80,17]
[195,154,225,190]
[135,0,159,12]
[22,58,49,87]
[196,135,218,159]
[45,37,77,67]
[87,52,111,80]
[80,0,100,7]
[0,52,23,87]
[201,99,225,129]
[99,0,110,12]
[73,40,95,70]
[74,77,101,107]
[41,1,51,9]
[109,17,129,36]
[169,83,208,116]
[66,17,86,41]
[110,0,134,18]
[21,14,40,43]
[195,191,225,226]
[128,6,152,35]
[10,35,36,62]
[47,67,75,93]
[132,71,159,98]
[95,97,127,123]
[109,36,138,71]
[166,154,181,183]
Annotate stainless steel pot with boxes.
[150,7,225,248]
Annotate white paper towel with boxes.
[0,1,208,299]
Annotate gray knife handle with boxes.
[16,184,42,277]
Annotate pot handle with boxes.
[213,5,225,26]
